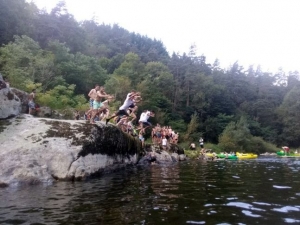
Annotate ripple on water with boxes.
[226,202,265,211]
[272,206,300,213]
[253,202,272,206]
[186,221,205,224]
[227,197,238,200]
[242,210,261,218]
[284,218,300,223]
[273,185,292,189]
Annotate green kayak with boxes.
[217,153,238,160]
[277,151,300,157]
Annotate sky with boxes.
[29,0,300,73]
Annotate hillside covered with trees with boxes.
[1,0,300,152]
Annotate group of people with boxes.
[151,124,179,150]
[84,84,180,148]
[84,85,114,124]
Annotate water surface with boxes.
[1,157,300,224]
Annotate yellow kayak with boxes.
[236,152,258,159]
[205,153,215,158]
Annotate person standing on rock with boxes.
[161,136,167,150]
[86,85,100,118]
[88,84,100,110]
[139,128,145,148]
[28,89,36,115]
[86,85,112,120]
[199,137,204,149]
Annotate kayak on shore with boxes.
[235,152,258,159]
[277,150,300,157]
[204,152,256,160]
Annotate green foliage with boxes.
[167,119,187,134]
[218,117,278,153]
[277,85,300,147]
[105,75,131,99]
[218,117,252,152]
[203,114,234,143]
[113,52,144,86]
[184,113,199,142]
[204,143,222,153]
[184,150,201,159]
[37,84,87,110]
[250,136,278,154]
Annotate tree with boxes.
[218,117,252,152]
[184,113,199,142]
[0,0,38,45]
[113,52,144,87]
[0,35,58,91]
[278,85,300,147]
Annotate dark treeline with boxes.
[1,0,300,151]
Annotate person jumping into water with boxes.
[106,90,141,124]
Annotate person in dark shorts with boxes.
[106,91,140,124]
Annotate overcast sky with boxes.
[29,0,300,73]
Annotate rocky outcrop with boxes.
[0,115,141,187]
[10,88,29,114]
[139,144,186,165]
[0,75,21,119]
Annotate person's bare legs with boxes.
[90,109,99,124]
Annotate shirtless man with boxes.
[90,97,114,124]
[28,89,36,115]
[87,85,112,119]
[88,84,100,110]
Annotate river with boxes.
[1,157,300,224]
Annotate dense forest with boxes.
[1,0,300,152]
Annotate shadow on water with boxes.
[1,157,300,224]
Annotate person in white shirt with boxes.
[199,137,204,149]
[106,91,140,124]
[161,136,167,150]
[138,110,155,129]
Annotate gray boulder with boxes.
[0,115,141,187]
[10,88,30,114]
[36,106,52,117]
[139,144,185,165]
[0,75,21,119]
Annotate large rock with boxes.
[0,115,141,187]
[0,75,21,119]
[36,106,52,117]
[10,88,30,114]
[139,144,186,165]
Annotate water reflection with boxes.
[0,158,300,224]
